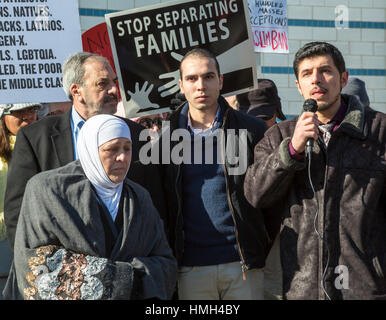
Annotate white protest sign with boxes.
[248,0,289,53]
[106,0,258,118]
[0,0,82,104]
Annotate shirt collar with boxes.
[71,106,84,128]
[70,106,85,160]
[187,105,222,136]
[180,102,224,137]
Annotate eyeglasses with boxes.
[139,117,163,129]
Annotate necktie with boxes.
[318,121,335,147]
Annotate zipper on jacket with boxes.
[221,108,248,280]
[319,132,344,300]
[318,133,345,300]
[312,139,327,299]
[223,172,248,280]
[318,138,332,300]
[174,158,184,261]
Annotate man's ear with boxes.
[219,74,223,90]
[70,84,83,103]
[340,71,349,90]
[178,79,184,94]
[295,80,304,97]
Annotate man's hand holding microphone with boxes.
[291,99,319,156]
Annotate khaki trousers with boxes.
[264,235,283,300]
[178,261,264,300]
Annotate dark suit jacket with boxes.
[4,108,167,249]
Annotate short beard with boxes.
[315,80,342,112]
[316,91,340,112]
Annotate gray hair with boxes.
[62,52,110,101]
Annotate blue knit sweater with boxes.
[179,103,239,266]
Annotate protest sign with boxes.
[248,0,288,53]
[0,0,82,104]
[106,0,258,118]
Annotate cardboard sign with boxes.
[0,0,82,104]
[82,22,116,73]
[106,0,258,118]
[248,0,289,53]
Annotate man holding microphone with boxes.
[244,42,386,300]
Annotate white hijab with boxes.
[77,114,131,221]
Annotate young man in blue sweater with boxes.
[161,48,267,300]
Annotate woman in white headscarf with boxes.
[4,114,177,300]
[77,114,132,222]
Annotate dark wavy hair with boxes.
[293,42,346,80]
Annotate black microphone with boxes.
[303,99,318,156]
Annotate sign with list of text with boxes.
[0,0,82,104]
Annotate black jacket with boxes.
[5,108,167,249]
[161,96,268,272]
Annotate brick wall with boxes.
[78,0,386,115]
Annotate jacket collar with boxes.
[296,94,367,140]
[51,108,74,165]
[51,107,72,134]
[168,95,232,129]
[338,94,367,140]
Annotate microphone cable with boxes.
[306,151,331,300]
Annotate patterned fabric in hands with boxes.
[25,246,108,300]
